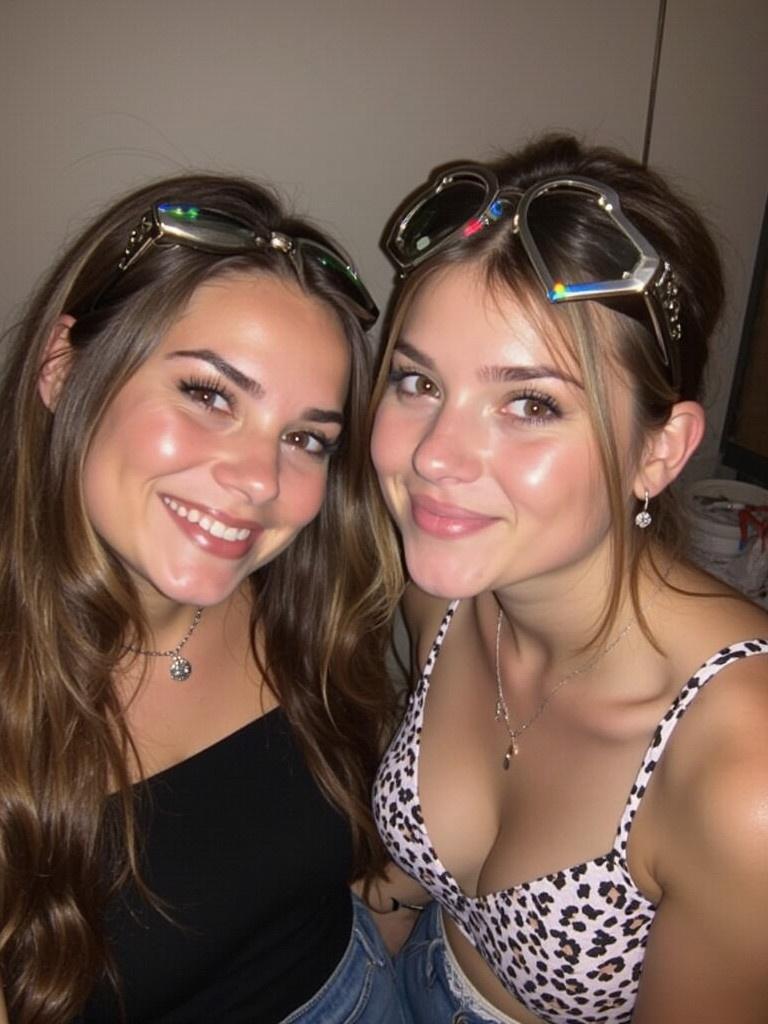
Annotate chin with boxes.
[405,559,491,601]
[141,567,249,609]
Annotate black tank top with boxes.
[75,708,353,1023]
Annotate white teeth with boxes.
[163,497,252,543]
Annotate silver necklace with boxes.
[124,606,204,681]
[494,610,633,770]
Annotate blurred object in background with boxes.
[686,478,768,607]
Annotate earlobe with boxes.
[38,315,76,411]
[633,400,706,500]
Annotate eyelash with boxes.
[179,376,339,458]
[178,375,236,413]
[388,366,561,423]
[504,389,561,423]
[388,365,440,397]
[282,430,340,459]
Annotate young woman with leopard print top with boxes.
[366,134,768,1024]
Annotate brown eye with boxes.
[505,393,560,422]
[282,430,333,458]
[522,398,549,418]
[195,388,222,408]
[389,367,441,400]
[179,378,235,413]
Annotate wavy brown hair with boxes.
[373,133,725,648]
[0,174,401,1022]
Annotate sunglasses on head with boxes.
[92,202,378,326]
[384,164,682,386]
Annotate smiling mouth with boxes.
[409,493,498,538]
[163,497,253,542]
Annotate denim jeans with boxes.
[281,895,407,1023]
[395,902,522,1024]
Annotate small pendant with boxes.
[502,738,518,770]
[169,654,192,681]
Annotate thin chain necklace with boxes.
[494,610,633,770]
[124,606,204,682]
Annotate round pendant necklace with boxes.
[124,606,204,682]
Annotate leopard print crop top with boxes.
[373,601,768,1024]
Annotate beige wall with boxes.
[2,0,766,474]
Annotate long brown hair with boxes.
[0,174,400,1022]
[373,133,725,647]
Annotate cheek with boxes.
[283,465,331,526]
[511,443,560,491]
[370,422,387,477]
[90,403,203,473]
[498,436,604,511]
[371,403,408,479]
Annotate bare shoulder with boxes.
[649,618,768,903]
[643,571,768,884]
[665,560,768,643]
[680,652,768,861]
[401,584,456,669]
[649,563,768,695]
[633,632,768,1021]
[656,627,768,823]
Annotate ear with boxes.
[633,400,706,500]
[38,315,76,411]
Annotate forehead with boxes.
[166,271,347,350]
[144,271,352,410]
[183,269,342,325]
[400,263,582,379]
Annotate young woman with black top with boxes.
[0,174,404,1023]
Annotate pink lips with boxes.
[162,495,264,561]
[409,493,497,539]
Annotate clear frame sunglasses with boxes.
[384,164,682,385]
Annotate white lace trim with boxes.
[439,907,525,1024]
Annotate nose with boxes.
[211,434,280,505]
[411,407,483,485]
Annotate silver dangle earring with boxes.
[635,490,652,529]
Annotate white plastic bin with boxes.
[685,478,768,606]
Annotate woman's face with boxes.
[371,265,635,600]
[82,272,351,609]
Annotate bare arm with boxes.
[632,661,768,1023]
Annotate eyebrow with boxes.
[168,348,263,395]
[394,339,582,388]
[167,348,344,425]
[478,365,583,388]
[394,340,438,372]
[301,407,344,426]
